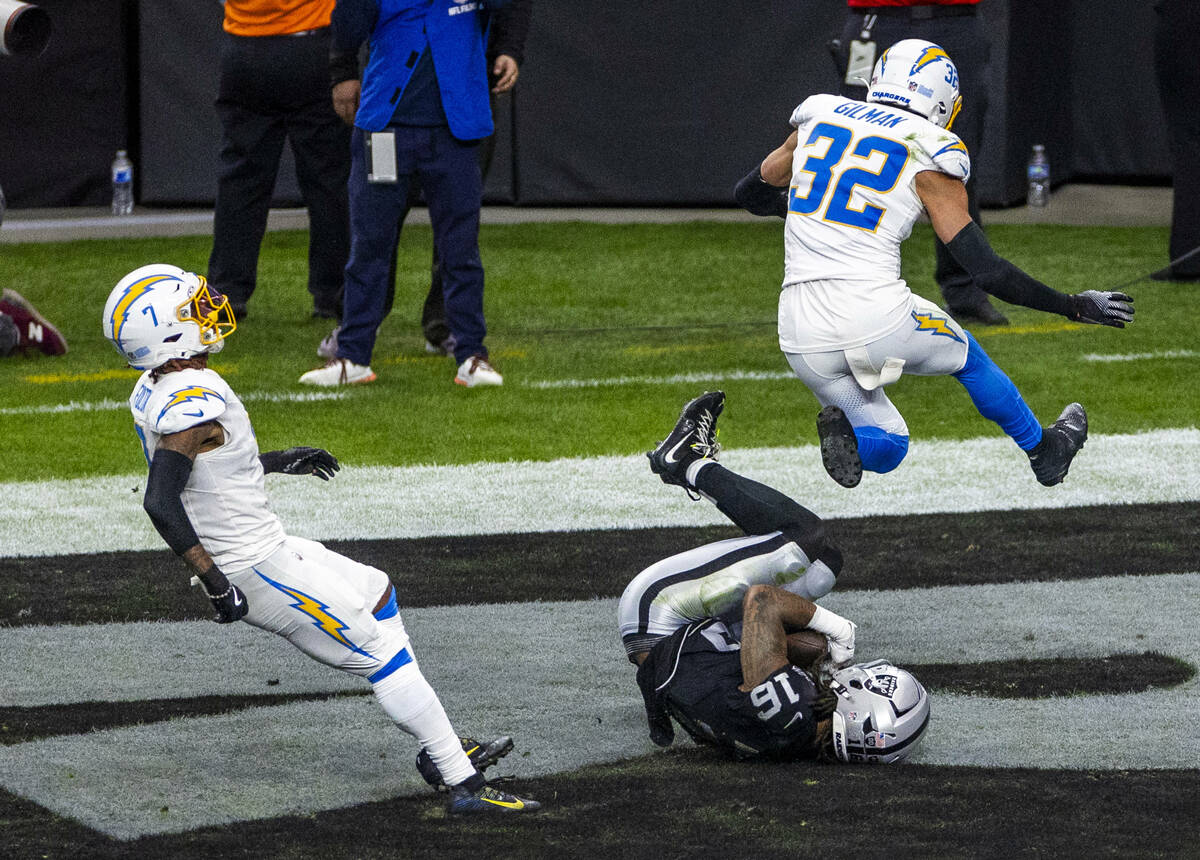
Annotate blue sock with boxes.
[373,588,399,621]
[952,332,1042,450]
[854,426,909,473]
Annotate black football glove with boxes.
[1070,290,1134,328]
[208,583,249,624]
[196,565,249,624]
[260,447,340,480]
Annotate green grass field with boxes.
[0,222,1191,481]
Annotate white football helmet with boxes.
[867,38,962,130]
[829,659,930,764]
[102,264,235,370]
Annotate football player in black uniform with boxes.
[624,392,930,764]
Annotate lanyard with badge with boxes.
[845,14,877,87]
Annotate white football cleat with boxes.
[455,355,502,388]
[299,358,376,386]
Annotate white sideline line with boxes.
[1082,349,1199,362]
[3,428,1198,558]
[525,369,793,389]
[0,390,347,416]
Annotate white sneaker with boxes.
[317,326,341,360]
[299,358,376,386]
[455,355,502,388]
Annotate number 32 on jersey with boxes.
[789,121,909,231]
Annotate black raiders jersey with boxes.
[636,618,820,760]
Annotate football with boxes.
[786,629,829,669]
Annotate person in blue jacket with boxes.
[301,0,508,389]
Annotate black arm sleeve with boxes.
[329,48,359,88]
[944,221,1075,317]
[734,166,788,218]
[143,448,201,556]
[488,0,531,65]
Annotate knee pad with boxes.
[854,426,909,473]
[798,558,838,601]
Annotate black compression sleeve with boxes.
[143,448,201,555]
[944,221,1075,317]
[734,166,788,218]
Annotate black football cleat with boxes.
[416,735,514,790]
[647,391,724,494]
[1028,402,1088,486]
[447,782,541,815]
[816,405,862,488]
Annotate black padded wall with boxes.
[0,0,1174,209]
[0,0,130,208]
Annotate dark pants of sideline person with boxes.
[381,94,506,346]
[836,8,992,313]
[337,125,488,368]
[208,29,351,318]
[1153,0,1200,280]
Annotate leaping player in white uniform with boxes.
[733,39,1135,489]
[101,264,540,816]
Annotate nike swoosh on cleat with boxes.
[661,433,693,464]
[232,592,243,607]
[483,797,526,810]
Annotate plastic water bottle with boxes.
[111,150,134,216]
[1026,144,1049,208]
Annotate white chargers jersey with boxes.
[129,367,286,571]
[779,93,970,352]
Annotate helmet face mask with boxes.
[829,659,930,764]
[867,38,963,130]
[102,264,236,370]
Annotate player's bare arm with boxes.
[916,170,1135,327]
[737,585,857,690]
[733,132,797,217]
[144,419,248,624]
[759,131,798,187]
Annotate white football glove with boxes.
[825,621,856,669]
[807,605,857,668]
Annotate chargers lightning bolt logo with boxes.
[109,274,175,348]
[911,311,964,342]
[157,386,226,422]
[911,45,951,73]
[256,571,376,659]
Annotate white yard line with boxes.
[1082,349,1199,362]
[525,369,793,389]
[3,428,1198,558]
[0,390,346,416]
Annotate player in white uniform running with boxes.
[101,264,539,816]
[733,39,1135,489]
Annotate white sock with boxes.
[686,458,717,488]
[371,658,475,786]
